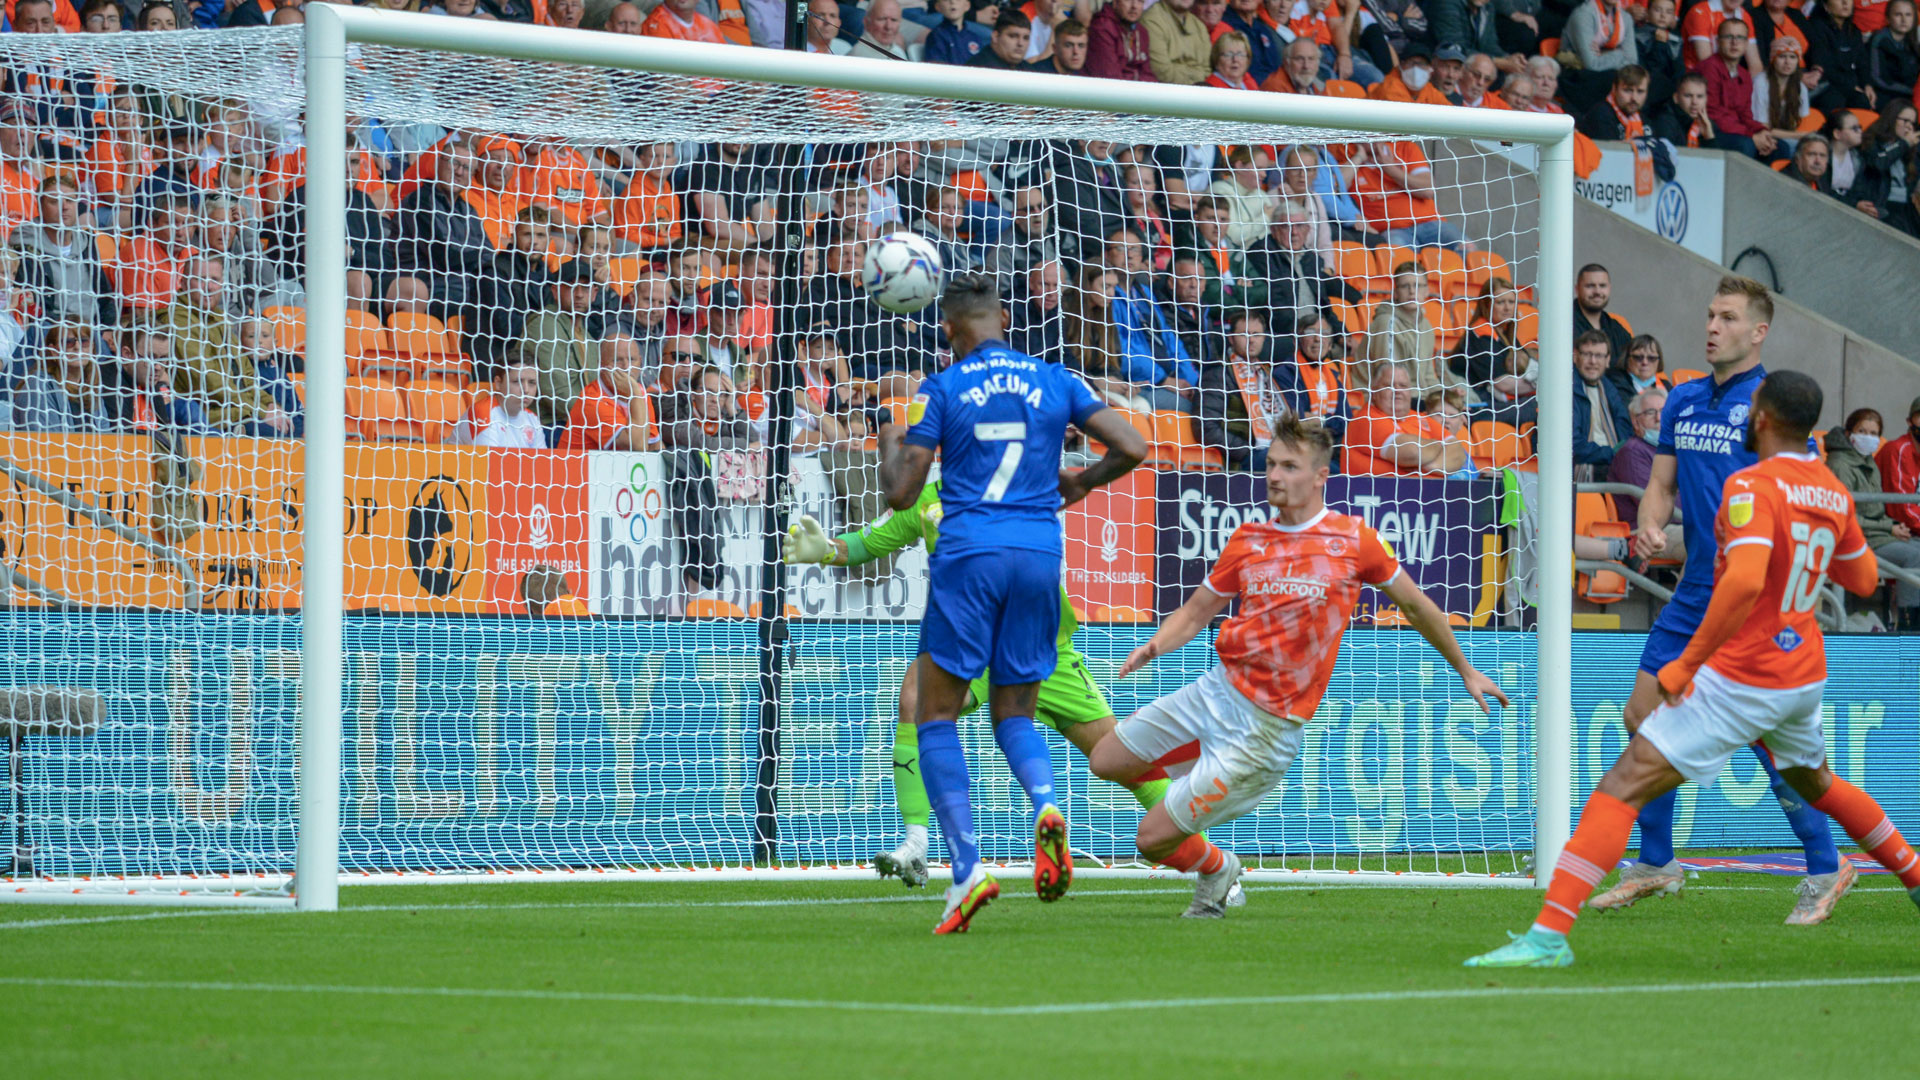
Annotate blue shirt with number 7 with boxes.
[903,340,1106,558]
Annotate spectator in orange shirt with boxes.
[1350,139,1470,251]
[1501,72,1537,109]
[1263,36,1328,93]
[1457,52,1514,108]
[1524,55,1568,112]
[1874,394,1920,537]
[1371,41,1453,105]
[641,0,731,44]
[0,102,43,240]
[612,143,681,251]
[1345,361,1474,476]
[560,332,662,452]
[522,137,609,229]
[113,193,198,315]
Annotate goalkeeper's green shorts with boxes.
[961,648,1114,732]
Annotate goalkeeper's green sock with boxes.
[892,720,932,843]
[1126,776,1170,812]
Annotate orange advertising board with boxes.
[0,435,491,612]
[483,450,588,613]
[1061,468,1156,619]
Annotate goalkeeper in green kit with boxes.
[786,481,1186,888]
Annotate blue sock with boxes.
[1637,783,1678,868]
[916,720,979,884]
[992,715,1057,816]
[1751,743,1840,875]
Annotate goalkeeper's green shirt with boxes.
[838,482,1079,651]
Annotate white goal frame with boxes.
[4,7,1574,909]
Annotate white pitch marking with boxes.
[1,881,1901,931]
[0,974,1915,1016]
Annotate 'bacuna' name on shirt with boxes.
[961,371,1045,408]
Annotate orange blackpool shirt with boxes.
[523,145,608,227]
[611,171,683,248]
[1701,453,1871,689]
[642,5,728,43]
[1343,405,1444,476]
[559,381,661,452]
[1351,141,1440,229]
[1204,510,1402,720]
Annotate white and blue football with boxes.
[862,231,944,314]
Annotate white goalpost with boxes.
[0,9,1571,910]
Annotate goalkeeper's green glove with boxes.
[785,515,834,564]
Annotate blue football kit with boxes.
[899,338,1106,898]
[904,339,1105,685]
[1634,362,1839,874]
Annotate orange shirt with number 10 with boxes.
[1692,452,1872,690]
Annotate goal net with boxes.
[0,13,1572,907]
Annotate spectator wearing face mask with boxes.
[1371,40,1452,104]
[1874,395,1920,541]
[1828,407,1920,621]
[1608,386,1672,536]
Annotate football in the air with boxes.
[862,231,943,314]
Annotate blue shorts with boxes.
[1639,586,1711,675]
[918,547,1063,685]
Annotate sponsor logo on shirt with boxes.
[907,393,928,426]
[1774,626,1803,652]
[1244,573,1329,600]
[1673,417,1743,455]
[1728,491,1754,527]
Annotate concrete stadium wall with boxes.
[1718,152,1920,364]
[1573,196,1920,429]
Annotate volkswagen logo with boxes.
[1655,183,1688,243]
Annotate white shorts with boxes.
[1637,665,1828,787]
[1115,665,1305,834]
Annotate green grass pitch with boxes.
[2,871,1915,1079]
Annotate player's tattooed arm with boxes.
[1119,584,1233,677]
[1381,574,1511,714]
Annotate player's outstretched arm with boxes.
[1118,584,1232,677]
[1059,407,1149,508]
[877,423,936,512]
[1635,453,1679,556]
[1381,574,1510,714]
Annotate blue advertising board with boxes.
[1,615,1914,878]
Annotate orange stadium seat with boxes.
[606,255,647,298]
[389,312,467,379]
[403,381,468,443]
[1091,604,1153,623]
[1849,108,1878,130]
[1539,36,1560,57]
[1669,368,1706,385]
[344,377,418,442]
[1465,420,1531,471]
[1331,241,1384,295]
[1329,297,1372,340]
[1797,109,1827,133]
[1576,493,1630,603]
[1325,79,1367,99]
[1150,410,1223,471]
[1376,244,1419,281]
[1418,247,1471,300]
[1464,250,1511,294]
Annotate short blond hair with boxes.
[1715,275,1773,324]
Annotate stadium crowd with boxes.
[0,0,1914,620]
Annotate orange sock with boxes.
[1812,777,1920,888]
[1535,791,1640,935]
[1158,834,1225,875]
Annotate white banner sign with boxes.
[1572,141,1725,259]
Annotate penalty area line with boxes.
[0,974,1916,1016]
